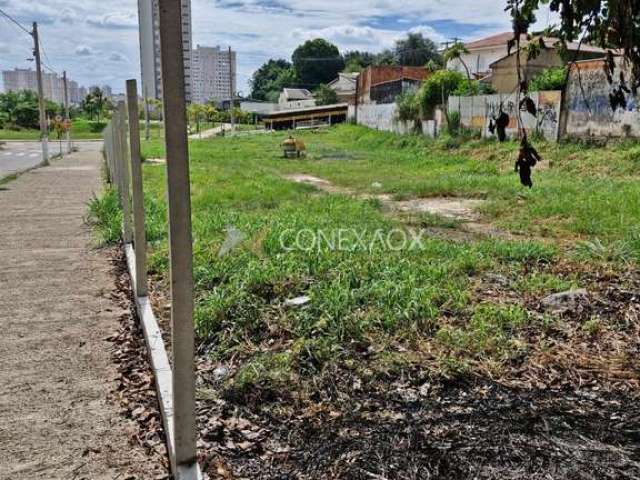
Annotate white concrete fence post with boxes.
[117,101,133,245]
[126,80,148,297]
[157,0,199,478]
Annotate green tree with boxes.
[343,50,377,72]
[394,32,442,67]
[314,84,339,106]
[374,49,398,66]
[250,58,297,100]
[443,41,471,80]
[417,70,465,118]
[81,87,107,121]
[292,39,344,89]
[0,90,41,129]
[187,103,206,133]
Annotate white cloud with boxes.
[109,52,127,62]
[87,12,138,29]
[75,45,94,56]
[0,0,558,94]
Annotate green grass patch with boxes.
[89,124,640,389]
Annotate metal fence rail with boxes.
[102,78,201,480]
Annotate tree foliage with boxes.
[249,59,297,101]
[292,39,344,89]
[396,90,420,123]
[528,66,567,91]
[394,32,443,67]
[314,84,339,106]
[0,90,59,129]
[507,0,640,90]
[417,70,466,118]
[443,42,471,79]
[343,51,377,72]
[81,87,110,121]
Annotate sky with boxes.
[0,0,554,95]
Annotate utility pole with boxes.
[228,46,235,131]
[63,71,71,154]
[32,22,49,165]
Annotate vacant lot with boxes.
[91,125,640,479]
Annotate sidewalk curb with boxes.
[0,152,64,184]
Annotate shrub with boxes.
[447,111,461,136]
[396,90,420,123]
[417,70,465,118]
[529,66,567,91]
[88,121,107,133]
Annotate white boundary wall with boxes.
[447,91,562,141]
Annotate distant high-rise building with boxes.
[137,0,192,102]
[191,45,236,105]
[101,85,113,99]
[1,68,84,104]
[68,80,80,104]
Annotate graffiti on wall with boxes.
[448,91,562,141]
[565,58,640,138]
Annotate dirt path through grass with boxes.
[283,173,533,243]
[0,149,163,479]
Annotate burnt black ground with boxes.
[196,374,640,480]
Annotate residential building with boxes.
[137,0,192,102]
[263,103,348,130]
[191,45,236,104]
[2,68,38,94]
[239,100,278,115]
[278,88,316,109]
[446,32,527,78]
[489,37,608,92]
[328,72,359,104]
[356,66,429,105]
[1,68,83,104]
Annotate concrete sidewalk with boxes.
[0,149,159,478]
[188,122,232,139]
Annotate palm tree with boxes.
[443,42,472,82]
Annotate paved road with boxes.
[0,141,102,180]
[0,141,49,178]
[0,147,161,478]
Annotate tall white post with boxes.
[157,1,198,477]
[126,80,148,297]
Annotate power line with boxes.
[0,7,32,37]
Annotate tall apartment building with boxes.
[2,68,82,104]
[137,0,192,102]
[191,45,236,105]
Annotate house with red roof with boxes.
[446,32,527,79]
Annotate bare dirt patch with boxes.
[393,197,483,221]
[285,173,484,221]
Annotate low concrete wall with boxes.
[564,58,640,138]
[448,91,562,141]
[349,103,431,136]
